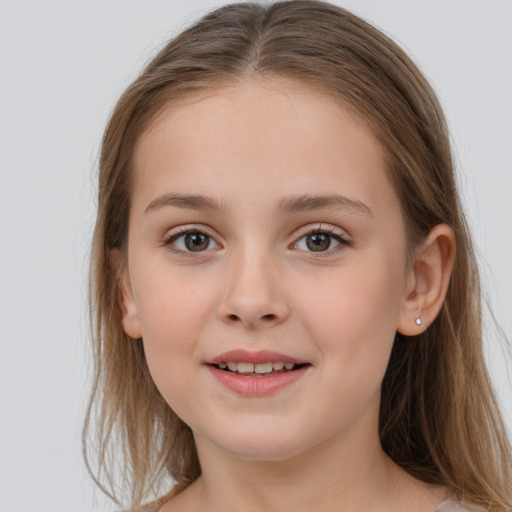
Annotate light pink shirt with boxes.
[433,497,469,512]
[131,495,469,512]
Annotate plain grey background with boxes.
[1,1,510,510]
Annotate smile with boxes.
[214,361,306,377]
[206,350,311,395]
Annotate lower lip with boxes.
[207,365,309,396]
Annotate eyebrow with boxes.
[144,192,372,217]
[277,194,373,217]
[144,193,225,215]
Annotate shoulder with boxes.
[122,502,159,512]
[122,493,173,512]
[434,498,484,512]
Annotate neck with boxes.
[193,420,404,512]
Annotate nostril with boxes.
[221,310,285,325]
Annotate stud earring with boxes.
[415,317,423,326]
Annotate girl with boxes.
[83,1,512,511]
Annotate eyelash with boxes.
[163,227,220,256]
[292,226,352,256]
[162,226,352,256]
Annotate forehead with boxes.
[129,78,407,254]
[127,81,410,251]
[132,78,388,198]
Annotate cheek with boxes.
[135,265,211,331]
[134,272,216,417]
[293,274,399,429]
[133,268,217,374]
[298,258,404,378]
[305,261,402,332]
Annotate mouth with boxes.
[210,361,310,377]
[206,350,311,395]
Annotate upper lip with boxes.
[206,349,308,365]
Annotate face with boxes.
[120,80,413,462]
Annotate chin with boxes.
[199,419,318,462]
[224,441,306,462]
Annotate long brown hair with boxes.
[83,1,512,509]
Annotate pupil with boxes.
[185,233,209,251]
[306,233,331,252]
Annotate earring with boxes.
[415,317,423,326]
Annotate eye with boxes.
[164,229,220,253]
[293,228,350,254]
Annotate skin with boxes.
[116,79,455,512]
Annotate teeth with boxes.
[219,361,298,373]
[226,361,238,372]
[237,362,255,373]
[254,363,273,374]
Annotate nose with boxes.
[217,249,290,329]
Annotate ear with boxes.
[109,249,142,339]
[396,224,455,335]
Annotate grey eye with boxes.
[306,233,334,251]
[167,231,219,252]
[295,232,343,253]
[184,232,210,251]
